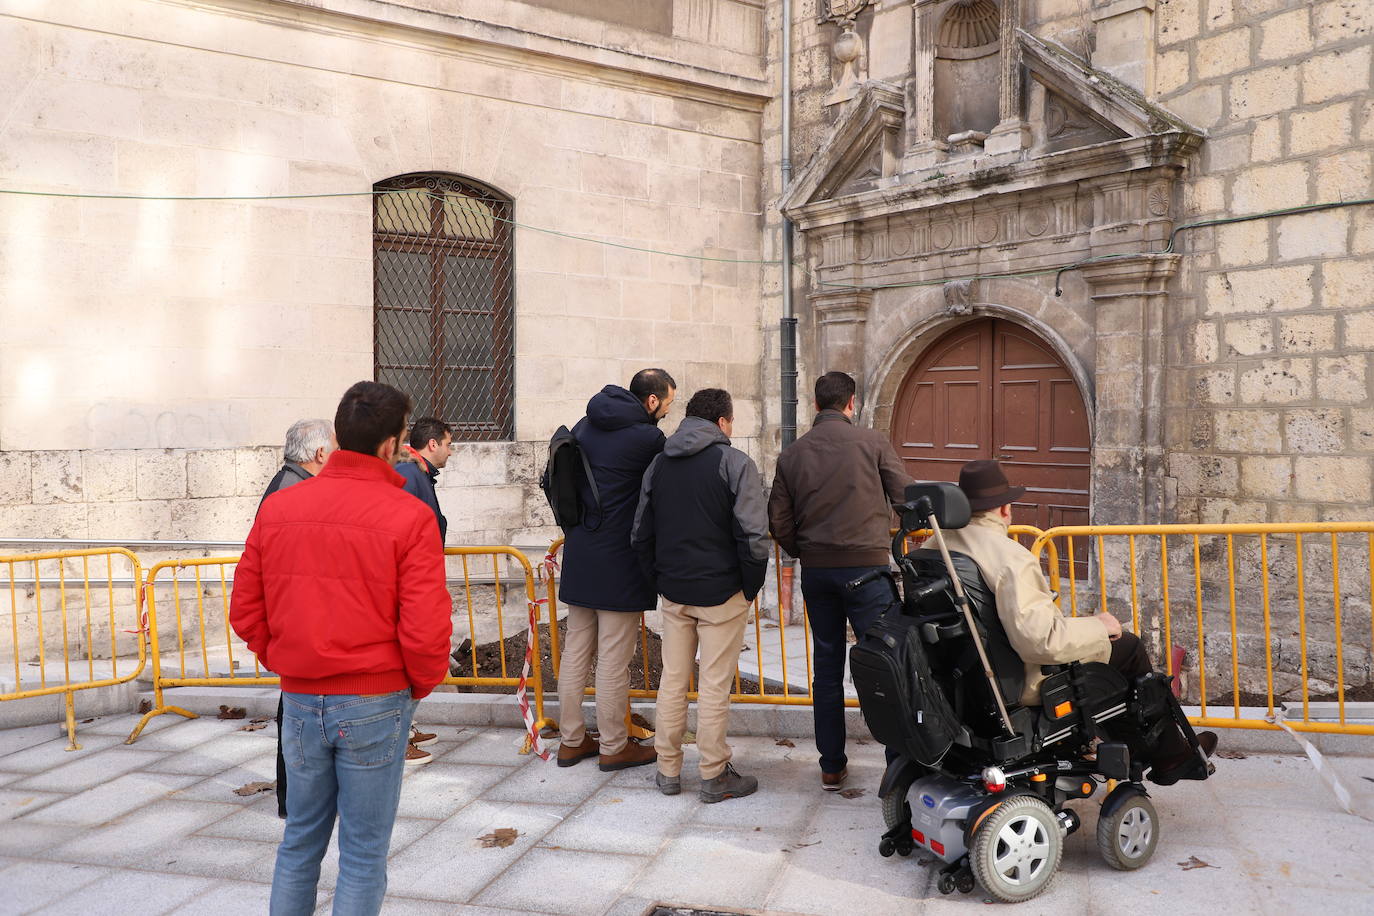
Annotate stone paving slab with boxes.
[1,711,1372,915]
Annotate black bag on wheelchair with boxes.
[850,612,961,767]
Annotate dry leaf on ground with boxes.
[1178,856,1216,870]
[240,721,269,732]
[839,787,866,799]
[234,781,276,797]
[478,828,520,848]
[138,699,152,714]
[217,705,247,720]
[775,738,795,748]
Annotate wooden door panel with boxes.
[892,317,1092,580]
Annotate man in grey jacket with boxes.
[632,388,769,803]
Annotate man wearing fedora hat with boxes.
[942,459,1217,785]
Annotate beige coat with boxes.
[939,512,1110,705]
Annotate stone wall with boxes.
[1159,0,1374,525]
[0,0,770,548]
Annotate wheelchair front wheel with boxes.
[1096,790,1158,870]
[970,795,1062,903]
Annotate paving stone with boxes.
[437,727,536,766]
[628,826,790,911]
[1258,883,1374,916]
[385,799,571,902]
[194,798,284,842]
[1085,842,1266,913]
[145,732,277,775]
[372,900,532,915]
[174,759,278,804]
[0,722,70,758]
[10,745,167,793]
[543,786,691,854]
[28,868,208,916]
[0,787,66,821]
[157,833,279,881]
[765,801,930,915]
[0,819,83,856]
[46,798,241,866]
[480,754,614,806]
[397,762,515,819]
[0,770,23,787]
[1226,807,1374,892]
[0,732,128,772]
[23,772,200,826]
[0,860,112,912]
[166,879,274,914]
[121,715,245,751]
[474,846,648,915]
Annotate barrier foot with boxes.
[63,692,83,752]
[521,718,558,756]
[626,707,654,742]
[125,704,198,745]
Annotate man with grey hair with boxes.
[258,417,336,818]
[259,418,335,513]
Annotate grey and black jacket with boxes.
[257,462,312,516]
[631,416,770,607]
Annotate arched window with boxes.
[373,173,514,440]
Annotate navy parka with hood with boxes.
[558,385,666,612]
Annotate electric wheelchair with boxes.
[849,483,1212,903]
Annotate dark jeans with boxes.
[1108,631,1190,762]
[802,565,897,774]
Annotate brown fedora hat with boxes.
[958,459,1026,512]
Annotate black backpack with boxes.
[850,612,961,767]
[540,425,601,530]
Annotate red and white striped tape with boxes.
[516,595,551,760]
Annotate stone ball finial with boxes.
[834,24,863,65]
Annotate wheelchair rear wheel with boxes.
[970,795,1062,903]
[1096,790,1158,870]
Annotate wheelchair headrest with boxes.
[900,482,971,531]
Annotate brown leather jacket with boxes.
[767,411,913,567]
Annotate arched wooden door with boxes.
[890,318,1091,534]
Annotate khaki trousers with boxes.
[654,591,750,780]
[556,605,641,755]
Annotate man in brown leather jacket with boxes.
[943,459,1216,785]
[768,371,913,791]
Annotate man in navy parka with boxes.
[555,369,676,771]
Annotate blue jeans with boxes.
[802,566,897,774]
[271,690,417,916]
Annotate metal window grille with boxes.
[373,173,515,440]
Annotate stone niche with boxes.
[932,0,1002,149]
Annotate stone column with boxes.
[985,0,1029,155]
[903,0,947,169]
[1079,253,1180,527]
[810,288,875,387]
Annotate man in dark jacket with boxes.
[257,417,334,819]
[632,388,769,803]
[768,371,913,791]
[258,418,335,513]
[556,369,675,771]
[397,417,453,544]
[232,381,452,915]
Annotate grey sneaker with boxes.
[655,770,681,796]
[699,763,757,804]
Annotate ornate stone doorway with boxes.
[890,317,1090,538]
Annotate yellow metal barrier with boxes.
[540,526,1048,715]
[1032,523,1374,737]
[1,548,146,750]
[126,546,550,745]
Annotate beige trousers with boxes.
[556,605,641,755]
[654,591,750,780]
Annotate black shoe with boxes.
[1150,731,1218,786]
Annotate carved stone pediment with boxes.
[796,82,906,204]
[781,31,1200,219]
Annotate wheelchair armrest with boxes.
[919,615,967,644]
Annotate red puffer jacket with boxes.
[231,449,453,699]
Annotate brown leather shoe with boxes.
[598,737,657,771]
[557,735,601,768]
[821,767,847,791]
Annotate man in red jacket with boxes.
[232,381,453,916]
